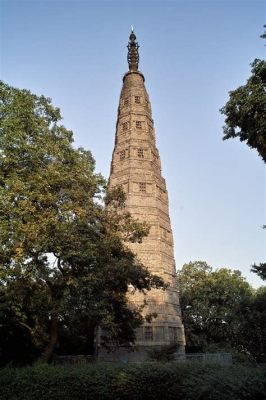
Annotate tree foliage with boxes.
[251,263,266,281]
[178,261,266,361]
[250,225,266,282]
[237,286,266,362]
[0,81,163,364]
[220,59,266,162]
[220,28,266,162]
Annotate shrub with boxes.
[147,344,179,362]
[0,362,265,400]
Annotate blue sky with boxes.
[1,0,265,287]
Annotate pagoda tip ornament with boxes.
[127,29,139,71]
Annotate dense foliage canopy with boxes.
[220,59,266,162]
[178,261,266,361]
[220,28,266,162]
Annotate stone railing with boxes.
[54,352,232,365]
[174,352,232,365]
[54,355,94,366]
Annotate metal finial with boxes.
[127,29,139,71]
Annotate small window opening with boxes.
[139,182,146,192]
[169,327,178,342]
[137,149,144,158]
[144,326,153,341]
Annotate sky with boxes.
[1,0,265,288]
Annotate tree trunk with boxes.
[38,312,58,364]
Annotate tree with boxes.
[251,263,266,281]
[220,28,266,162]
[0,81,163,364]
[178,261,254,355]
[251,225,266,281]
[237,286,266,362]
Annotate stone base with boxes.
[97,344,185,363]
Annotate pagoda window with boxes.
[144,326,153,341]
[139,182,146,192]
[135,327,144,341]
[137,148,144,158]
[135,96,141,104]
[168,327,178,343]
[124,98,129,106]
[120,150,126,160]
[154,326,165,341]
[136,121,142,129]
[122,122,128,131]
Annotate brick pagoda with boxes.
[106,30,185,360]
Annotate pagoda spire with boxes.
[127,28,139,71]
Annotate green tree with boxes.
[251,263,266,281]
[0,81,163,364]
[178,261,253,355]
[220,28,266,162]
[251,225,266,281]
[237,286,266,362]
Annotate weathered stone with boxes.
[104,31,185,360]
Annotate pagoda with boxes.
[106,30,185,360]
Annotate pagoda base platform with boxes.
[97,344,185,362]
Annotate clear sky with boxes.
[1,0,265,288]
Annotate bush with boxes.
[147,344,179,362]
[0,362,265,400]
